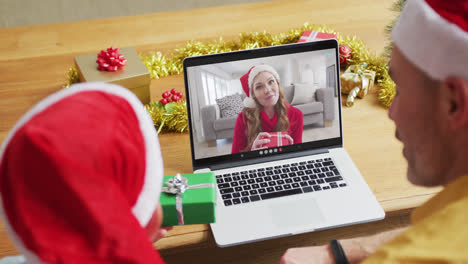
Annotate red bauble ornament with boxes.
[339,44,352,67]
[96,47,127,71]
[160,98,168,105]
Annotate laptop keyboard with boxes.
[216,157,347,206]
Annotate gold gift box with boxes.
[340,63,376,107]
[74,47,150,104]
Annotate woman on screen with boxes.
[231,64,303,154]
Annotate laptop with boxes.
[182,39,385,247]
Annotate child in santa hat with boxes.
[0,82,170,264]
[231,64,303,154]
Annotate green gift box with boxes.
[160,172,216,226]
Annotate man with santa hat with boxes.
[281,0,468,263]
[0,82,169,263]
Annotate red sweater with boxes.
[231,104,303,154]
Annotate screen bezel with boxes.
[183,39,343,170]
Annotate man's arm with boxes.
[280,227,408,264]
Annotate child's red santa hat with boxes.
[240,64,280,108]
[0,82,165,264]
[392,0,468,81]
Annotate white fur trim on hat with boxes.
[392,0,468,81]
[243,97,257,108]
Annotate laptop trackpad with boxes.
[269,198,325,228]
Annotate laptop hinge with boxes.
[206,147,331,171]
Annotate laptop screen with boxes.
[183,40,342,169]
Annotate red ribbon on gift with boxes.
[96,47,127,71]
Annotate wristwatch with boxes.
[330,239,349,264]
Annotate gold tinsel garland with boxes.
[64,23,396,131]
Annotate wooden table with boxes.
[0,0,441,263]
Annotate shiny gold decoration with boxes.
[64,66,80,88]
[64,22,398,131]
[145,101,188,133]
[341,63,377,107]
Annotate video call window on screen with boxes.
[186,49,340,160]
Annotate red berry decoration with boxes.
[160,88,184,104]
[339,44,352,67]
[96,47,127,72]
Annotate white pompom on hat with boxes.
[391,0,468,81]
[240,64,280,108]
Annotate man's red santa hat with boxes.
[392,0,468,81]
[0,82,165,263]
[240,64,281,108]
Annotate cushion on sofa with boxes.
[216,93,244,118]
[291,83,316,105]
[294,102,323,115]
[282,85,294,104]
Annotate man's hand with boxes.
[281,245,334,264]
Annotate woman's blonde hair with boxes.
[242,78,289,152]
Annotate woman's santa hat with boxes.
[240,64,280,108]
[392,0,468,81]
[0,82,165,264]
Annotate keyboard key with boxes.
[241,197,250,203]
[264,176,272,181]
[235,187,243,192]
[293,177,301,182]
[216,174,222,178]
[232,172,240,176]
[300,182,308,187]
[233,192,241,198]
[317,159,323,162]
[252,184,260,189]
[323,161,334,166]
[225,177,233,182]
[307,160,315,164]
[339,183,347,187]
[249,173,257,178]
[318,173,326,178]
[298,165,306,170]
[291,163,298,166]
[288,172,297,177]
[241,191,249,196]
[317,179,325,184]
[283,184,292,189]
[282,164,290,167]
[224,200,233,206]
[308,180,317,185]
[282,168,291,173]
[241,175,249,180]
[231,182,239,187]
[274,169,282,174]
[277,180,285,185]
[326,172,334,177]
[280,173,289,179]
[275,186,283,191]
[243,185,252,191]
[268,181,277,186]
[299,161,306,165]
[331,184,338,189]
[297,171,305,176]
[233,198,241,204]
[301,176,309,181]
[240,171,248,175]
[249,169,257,173]
[325,176,343,183]
[332,169,340,176]
[285,179,293,183]
[310,175,318,180]
[258,168,265,171]
[260,183,268,188]
[266,171,274,176]
[273,175,280,180]
[266,187,275,192]
[290,167,298,172]
[247,179,255,184]
[313,185,322,191]
[323,186,331,190]
[250,195,261,202]
[220,188,234,194]
[260,188,303,200]
[256,178,264,183]
[217,178,224,184]
[313,169,321,173]
[321,167,329,172]
[324,157,332,161]
[250,190,258,195]
[266,167,274,170]
[306,164,314,169]
[303,186,313,193]
[222,194,232,200]
[292,183,300,188]
[223,173,231,177]
[233,176,241,181]
[257,172,266,177]
[239,180,247,185]
[258,188,266,194]
[274,165,282,169]
[315,163,323,168]
[305,169,312,174]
